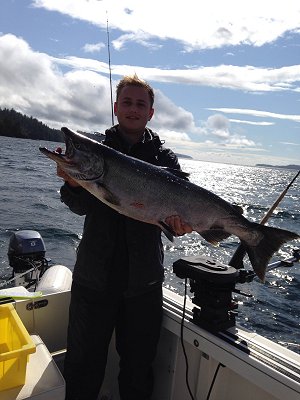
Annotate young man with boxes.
[59,75,191,400]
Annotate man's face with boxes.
[114,85,154,135]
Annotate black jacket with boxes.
[60,125,181,296]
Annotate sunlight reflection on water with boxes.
[0,138,299,352]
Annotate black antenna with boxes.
[106,14,114,126]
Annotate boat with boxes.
[0,229,299,400]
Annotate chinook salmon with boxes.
[40,127,299,281]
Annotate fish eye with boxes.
[74,142,82,150]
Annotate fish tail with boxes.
[242,224,299,282]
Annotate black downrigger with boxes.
[173,249,300,333]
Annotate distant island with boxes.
[176,153,193,160]
[256,164,300,171]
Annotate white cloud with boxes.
[0,32,298,166]
[51,55,300,93]
[0,34,112,132]
[225,135,256,147]
[157,129,191,143]
[229,119,274,126]
[207,108,300,122]
[112,32,162,51]
[199,113,257,147]
[0,34,200,138]
[32,0,300,50]
[206,114,230,138]
[151,90,196,133]
[82,42,105,53]
[280,141,300,146]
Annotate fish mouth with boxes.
[39,147,102,181]
[39,127,80,165]
[39,127,104,183]
[39,147,73,165]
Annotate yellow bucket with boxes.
[0,303,36,391]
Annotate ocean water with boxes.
[0,136,299,353]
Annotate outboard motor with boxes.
[7,230,49,288]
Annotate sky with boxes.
[0,0,300,166]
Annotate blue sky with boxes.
[0,0,300,166]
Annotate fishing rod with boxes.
[229,169,300,269]
[106,14,114,126]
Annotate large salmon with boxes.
[40,127,299,281]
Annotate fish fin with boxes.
[243,224,299,282]
[200,229,231,245]
[161,167,190,179]
[96,183,120,206]
[95,181,120,206]
[103,191,120,206]
[159,221,175,242]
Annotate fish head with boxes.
[39,127,105,182]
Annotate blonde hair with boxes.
[116,74,154,107]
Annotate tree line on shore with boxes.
[0,108,64,142]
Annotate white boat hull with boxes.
[3,272,299,400]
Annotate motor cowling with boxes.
[8,230,46,273]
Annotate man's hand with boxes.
[57,165,80,187]
[165,215,193,236]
